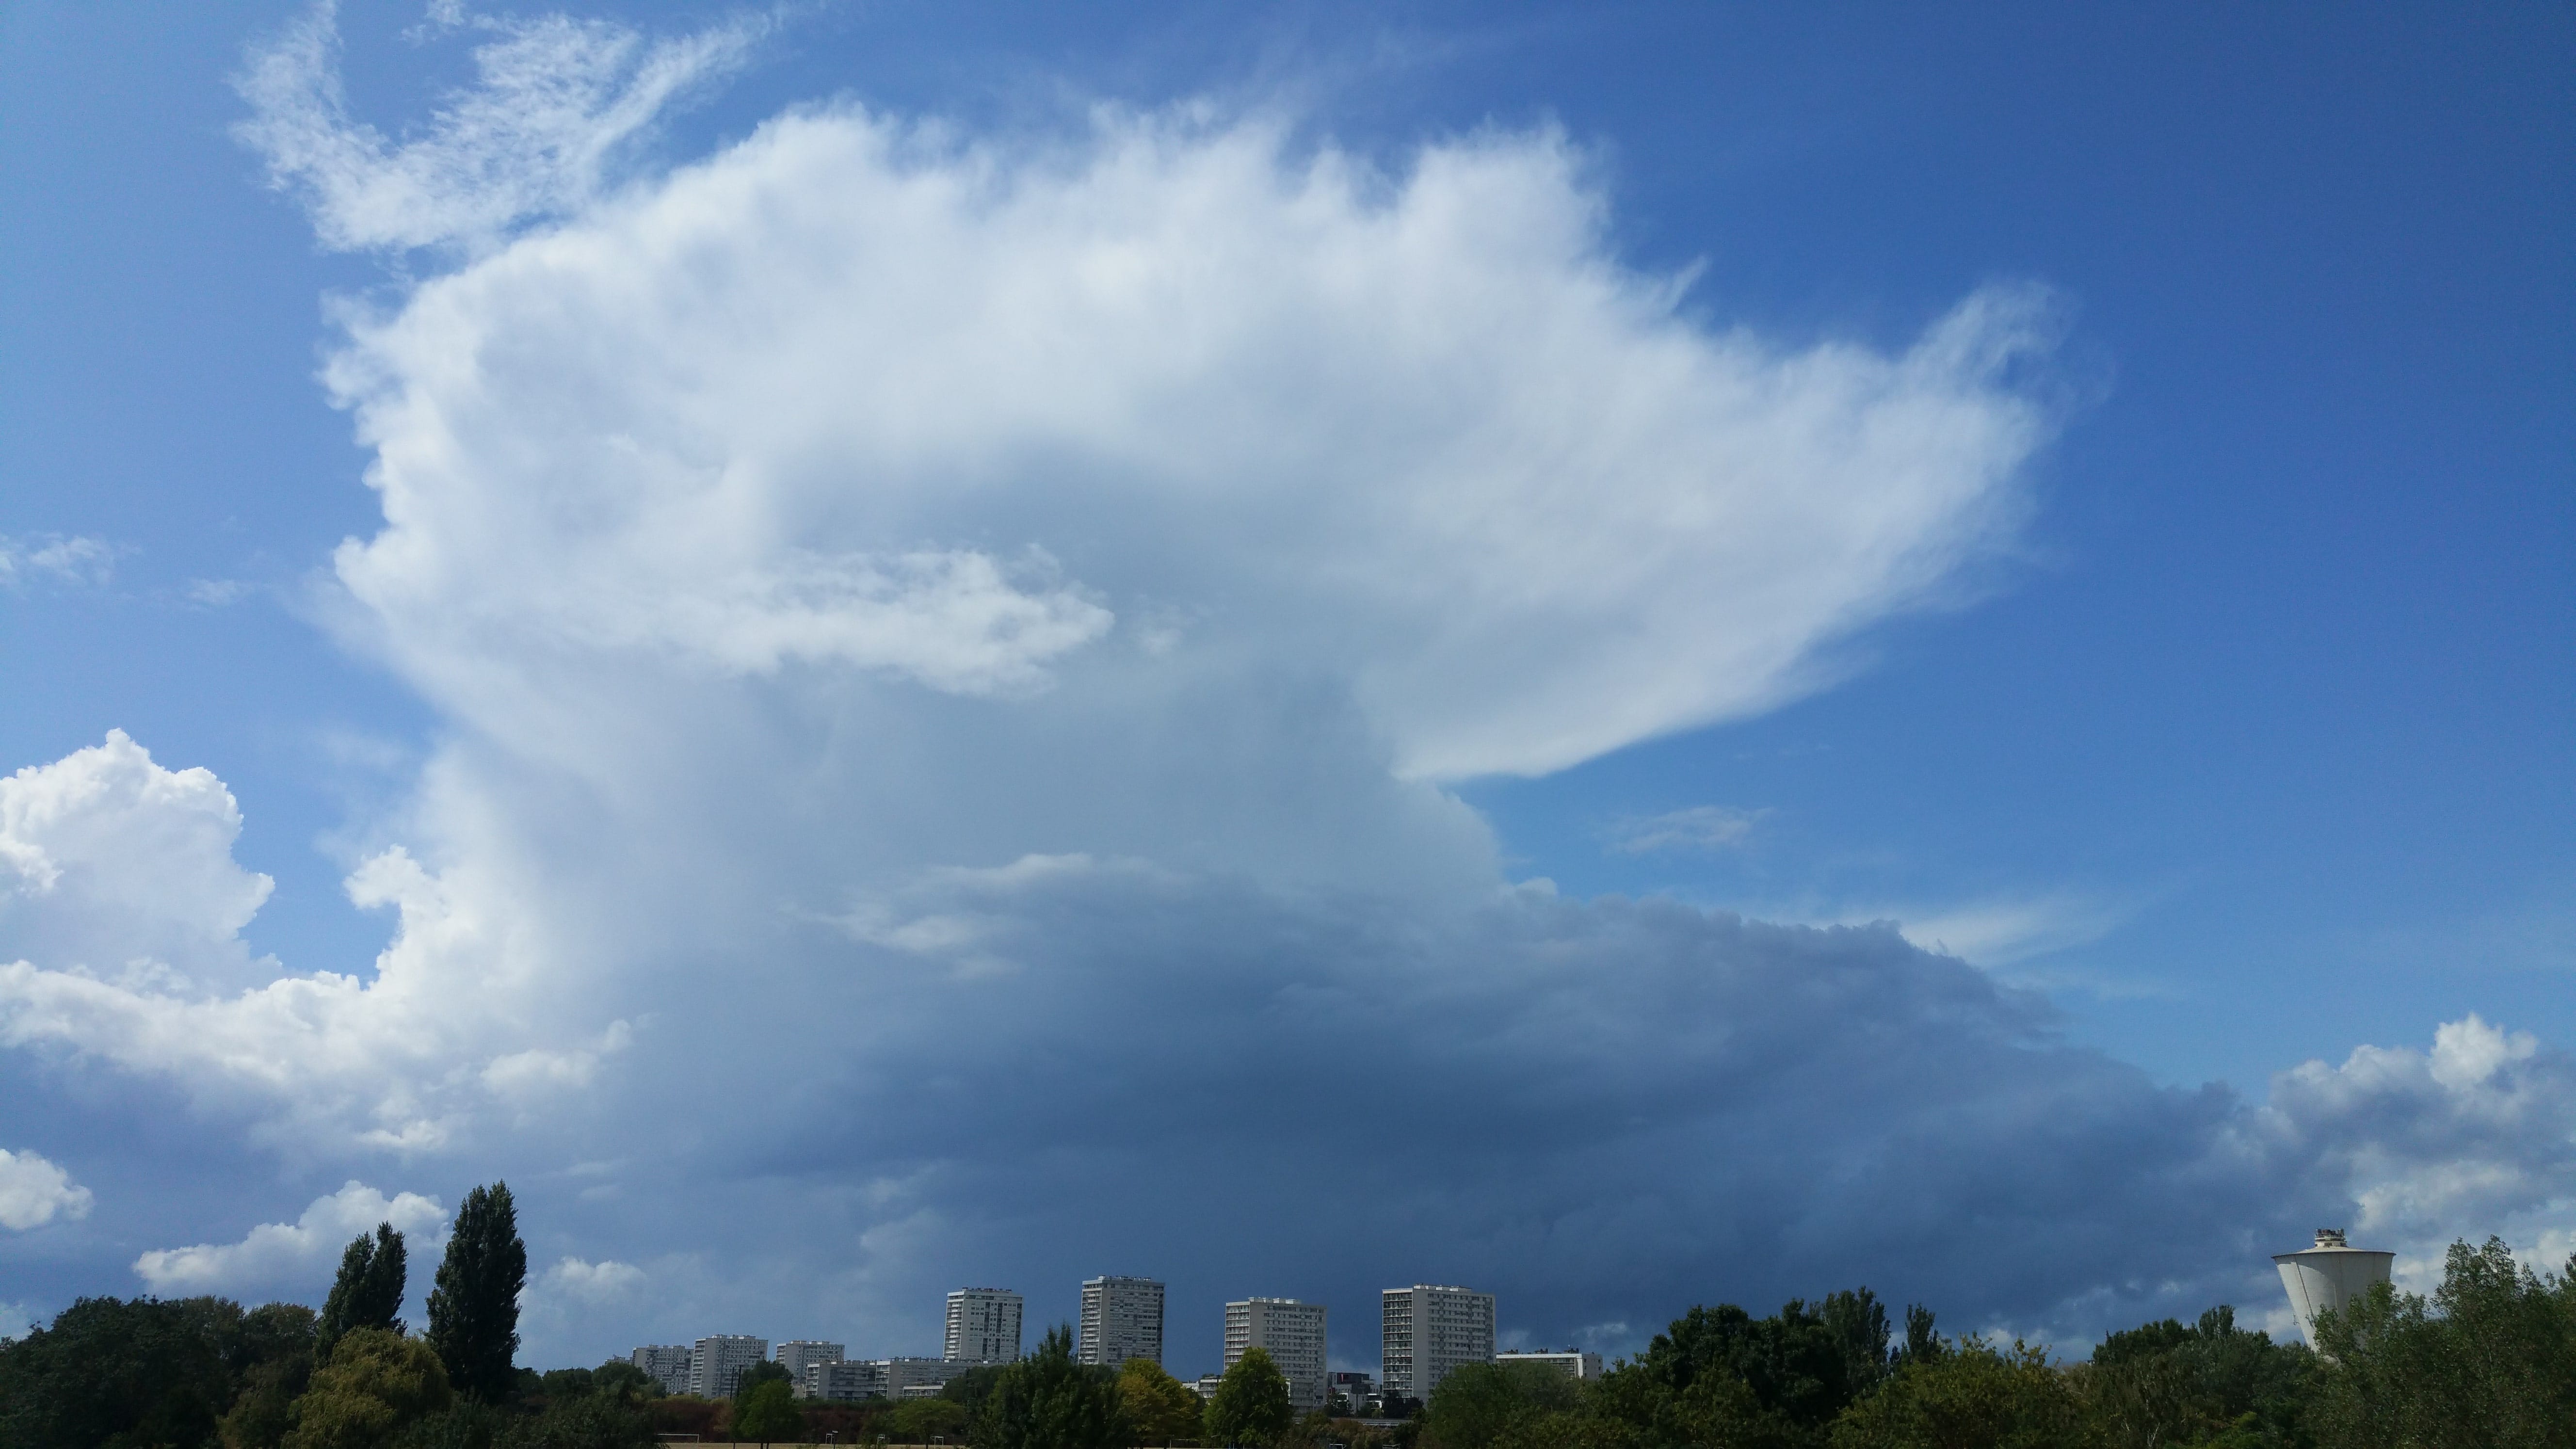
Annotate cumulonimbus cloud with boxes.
[0,6,2561,1363]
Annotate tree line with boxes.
[4,1233,2567,1447]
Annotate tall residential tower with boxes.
[1225,1297,1328,1414]
[1079,1276,1166,1368]
[1380,1286,1493,1400]
[945,1288,1025,1364]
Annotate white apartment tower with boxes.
[630,1345,692,1396]
[689,1335,769,1398]
[1079,1276,1167,1368]
[1226,1297,1329,1415]
[1380,1286,1494,1400]
[945,1287,1025,1364]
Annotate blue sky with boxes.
[2,0,2569,1372]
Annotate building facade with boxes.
[1497,1349,1602,1381]
[1225,1297,1329,1414]
[1327,1370,1377,1415]
[689,1335,769,1398]
[803,1356,984,1402]
[775,1340,845,1382]
[630,1345,692,1396]
[945,1287,1025,1364]
[1380,1286,1494,1400]
[1078,1275,1167,1368]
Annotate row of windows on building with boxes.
[630,1280,1599,1411]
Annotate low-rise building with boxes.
[630,1345,692,1396]
[803,1356,987,1403]
[1327,1370,1376,1414]
[1497,1349,1602,1380]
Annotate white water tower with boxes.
[2273,1228,2394,1348]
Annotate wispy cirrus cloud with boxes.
[1603,805,1769,854]
[0,534,118,591]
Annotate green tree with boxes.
[426,1182,527,1404]
[588,1359,660,1400]
[1827,1336,2091,1449]
[975,1324,1127,1449]
[321,1224,410,1352]
[939,1362,1009,1417]
[733,1357,794,1401]
[2077,1304,2316,1449]
[1207,1345,1295,1446]
[389,1401,507,1449]
[1421,1361,1579,1449]
[286,1326,455,1449]
[731,1379,803,1446]
[1118,1356,1210,1443]
[888,1395,971,1441]
[2309,1237,2575,1449]
[0,1294,294,1449]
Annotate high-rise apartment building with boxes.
[1225,1297,1328,1414]
[945,1287,1025,1364]
[1078,1276,1166,1368]
[689,1335,770,1398]
[630,1345,692,1395]
[1380,1286,1494,1400]
[775,1340,845,1382]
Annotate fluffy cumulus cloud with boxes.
[132,1181,446,1296]
[1,4,2569,1365]
[0,1147,93,1232]
[0,731,276,994]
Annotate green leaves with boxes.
[1117,1356,1210,1443]
[1206,1345,1294,1447]
[730,1381,802,1445]
[321,1224,409,1352]
[426,1183,527,1405]
[2309,1236,2576,1449]
[284,1327,454,1449]
[975,1324,1128,1449]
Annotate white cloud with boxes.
[235,2,765,255]
[1,8,2564,1367]
[544,1255,645,1302]
[0,534,117,590]
[0,1147,93,1231]
[132,1181,445,1294]
[1894,893,2132,968]
[0,730,276,993]
[2258,1015,2576,1250]
[1605,805,1766,854]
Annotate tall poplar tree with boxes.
[424,1182,526,1403]
[317,1223,406,1351]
